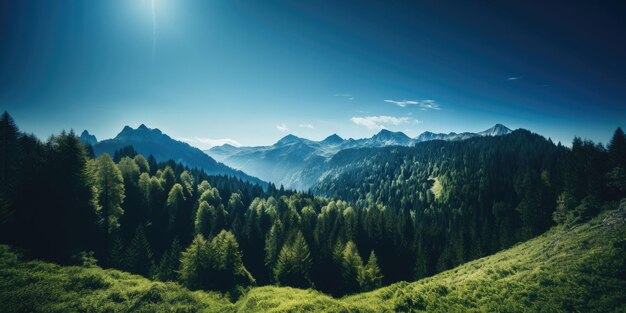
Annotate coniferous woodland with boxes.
[0,112,624,297]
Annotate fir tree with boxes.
[358,251,383,291]
[341,241,363,294]
[125,225,154,277]
[273,231,313,288]
[179,234,210,290]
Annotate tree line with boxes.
[0,112,382,296]
[0,112,623,297]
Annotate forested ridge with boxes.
[1,111,624,299]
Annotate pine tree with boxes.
[608,127,626,169]
[160,166,176,192]
[44,132,101,263]
[125,225,154,277]
[264,219,284,273]
[92,153,125,235]
[156,238,182,281]
[109,236,126,269]
[341,241,363,294]
[195,201,216,238]
[553,192,577,225]
[273,231,313,288]
[228,192,245,214]
[197,180,212,195]
[209,230,254,290]
[607,128,626,198]
[0,112,18,230]
[117,157,142,241]
[133,154,150,173]
[179,170,195,198]
[0,112,18,197]
[358,251,383,291]
[166,183,185,228]
[179,234,211,290]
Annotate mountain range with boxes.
[206,124,512,189]
[81,124,266,186]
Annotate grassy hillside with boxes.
[0,246,233,313]
[1,206,625,312]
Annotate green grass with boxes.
[344,207,626,312]
[1,207,625,312]
[0,246,233,312]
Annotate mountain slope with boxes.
[2,206,624,312]
[90,125,265,186]
[80,130,98,146]
[206,124,513,189]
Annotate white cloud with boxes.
[276,124,289,132]
[418,99,441,110]
[385,99,441,110]
[350,115,412,130]
[384,99,418,107]
[178,137,242,150]
[334,94,354,100]
[298,123,314,129]
[507,76,521,81]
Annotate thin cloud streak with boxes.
[334,94,354,100]
[351,115,412,130]
[384,99,441,110]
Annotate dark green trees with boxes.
[90,153,126,265]
[209,230,255,290]
[125,225,154,277]
[1,112,624,297]
[553,192,577,225]
[195,201,216,238]
[0,112,18,228]
[156,237,182,281]
[607,128,626,198]
[358,251,383,291]
[179,231,254,291]
[166,183,185,227]
[91,153,125,235]
[179,234,211,290]
[0,112,18,205]
[264,220,285,274]
[273,231,313,288]
[340,241,363,294]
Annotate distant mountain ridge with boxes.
[83,124,266,186]
[80,130,98,146]
[206,124,513,189]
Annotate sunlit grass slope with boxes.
[1,206,625,312]
[0,246,233,313]
[342,206,626,312]
[237,206,625,312]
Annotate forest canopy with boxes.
[0,111,624,297]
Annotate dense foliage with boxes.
[1,205,623,312]
[0,111,624,298]
[313,129,626,283]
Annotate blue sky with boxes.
[1,0,624,148]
